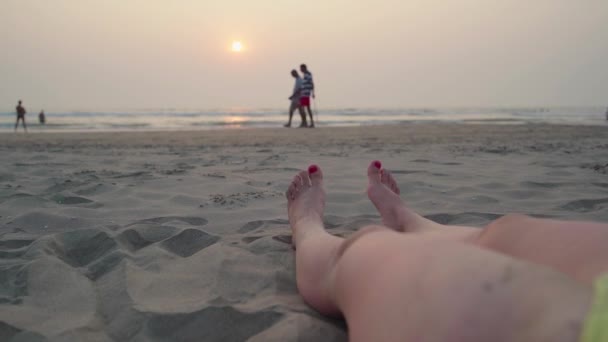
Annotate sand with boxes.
[1,123,608,341]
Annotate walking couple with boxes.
[285,64,315,128]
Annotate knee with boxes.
[331,228,436,310]
[335,225,389,260]
[332,227,422,284]
[486,213,534,231]
[495,213,531,224]
[476,213,533,246]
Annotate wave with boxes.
[1,107,606,132]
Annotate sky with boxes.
[1,0,607,110]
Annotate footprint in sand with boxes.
[131,216,208,226]
[238,221,265,233]
[242,236,264,244]
[53,229,118,267]
[160,229,219,257]
[52,194,95,205]
[146,306,283,341]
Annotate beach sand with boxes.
[1,123,608,341]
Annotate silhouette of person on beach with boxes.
[286,161,608,341]
[39,110,46,125]
[285,70,308,128]
[15,100,27,132]
[299,64,315,128]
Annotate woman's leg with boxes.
[286,164,343,315]
[369,160,608,284]
[366,160,478,240]
[287,165,592,342]
[476,214,608,284]
[334,230,591,342]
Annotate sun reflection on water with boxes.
[222,115,246,128]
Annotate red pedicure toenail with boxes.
[308,165,319,174]
[373,161,382,169]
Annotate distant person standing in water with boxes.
[15,100,27,132]
[299,64,315,128]
[285,70,308,128]
[39,110,46,125]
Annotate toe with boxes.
[287,178,299,198]
[298,170,311,188]
[292,174,302,189]
[367,160,382,184]
[308,164,323,186]
[380,169,390,186]
[286,184,295,201]
[388,172,401,195]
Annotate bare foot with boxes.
[285,165,342,315]
[286,165,326,246]
[367,160,440,232]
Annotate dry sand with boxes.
[1,123,608,341]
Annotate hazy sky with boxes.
[1,0,607,110]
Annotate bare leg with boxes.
[286,164,341,315]
[478,214,608,284]
[367,160,480,240]
[305,106,315,128]
[286,165,591,342]
[334,230,591,342]
[15,118,19,131]
[371,160,608,284]
[285,102,296,127]
[22,117,27,132]
[298,107,307,128]
[367,160,440,232]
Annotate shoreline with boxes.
[2,123,608,149]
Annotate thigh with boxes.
[477,214,608,283]
[333,230,591,342]
[289,101,298,113]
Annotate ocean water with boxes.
[1,107,606,132]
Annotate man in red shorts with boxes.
[299,64,315,128]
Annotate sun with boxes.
[231,41,243,53]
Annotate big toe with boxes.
[367,160,382,184]
[308,164,323,186]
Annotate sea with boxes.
[1,107,606,132]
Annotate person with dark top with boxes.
[15,100,27,132]
[299,64,315,128]
[38,109,46,125]
[285,70,308,128]
[39,110,46,125]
